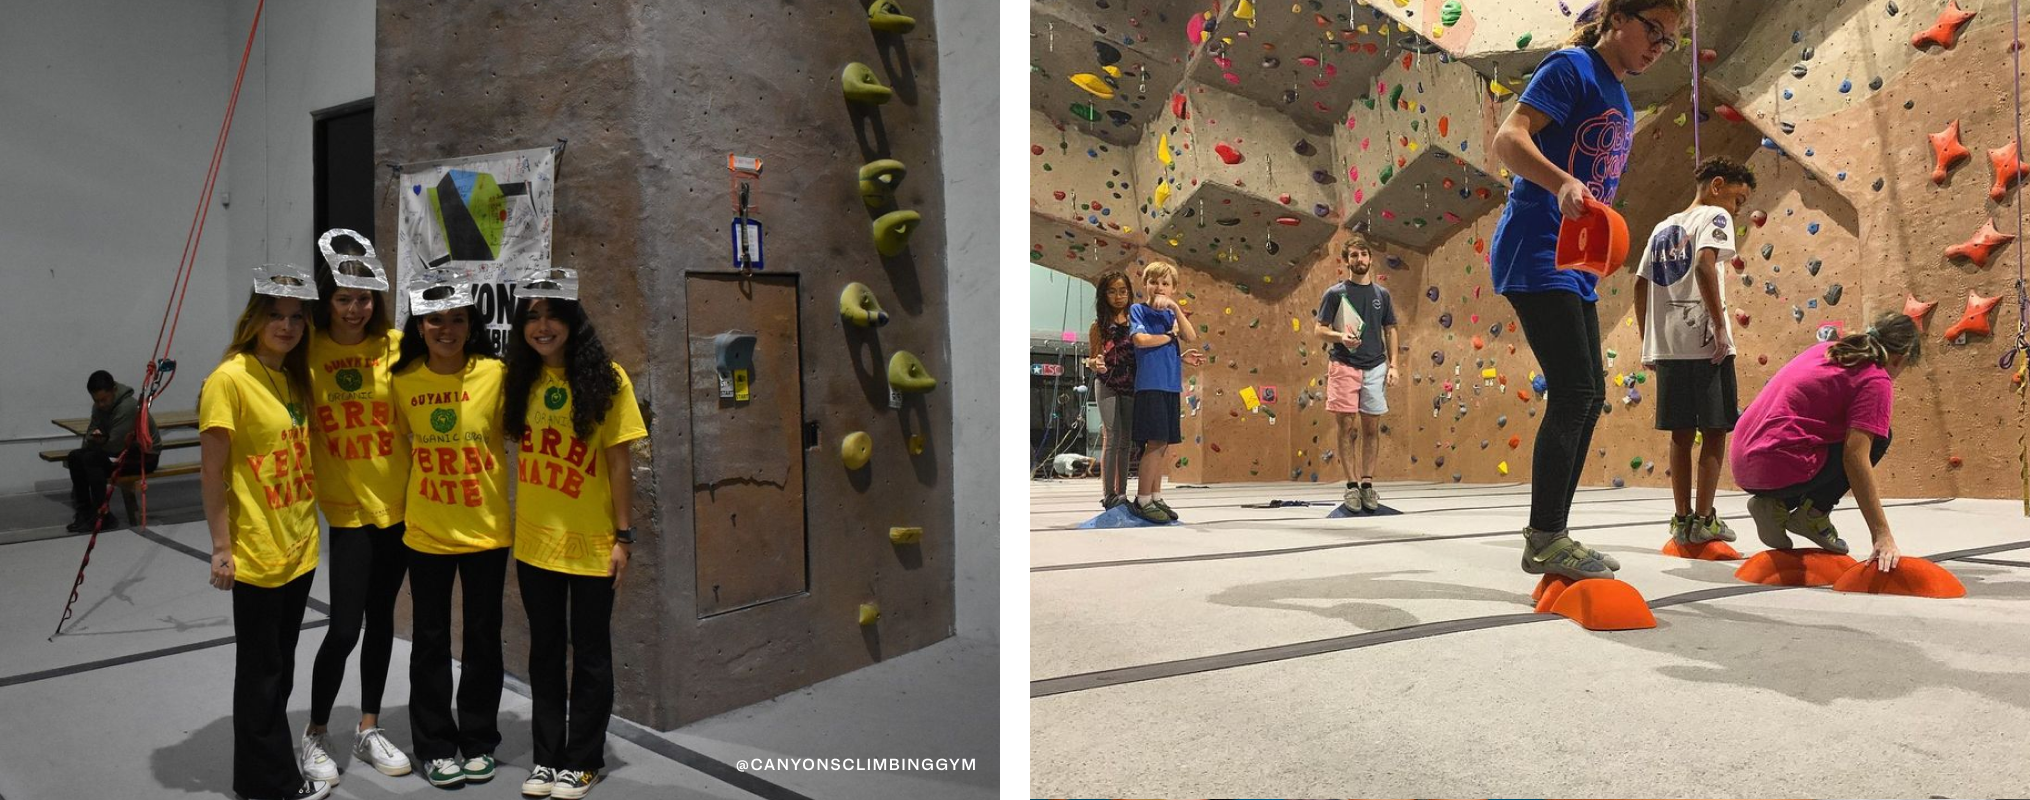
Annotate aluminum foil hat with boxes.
[405,266,475,315]
[251,263,318,300]
[512,264,579,300]
[318,228,390,291]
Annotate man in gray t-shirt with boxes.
[1311,236,1398,511]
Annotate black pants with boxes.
[1508,291,1605,533]
[517,561,616,772]
[233,571,315,799]
[407,546,508,762]
[309,523,409,726]
[66,447,158,516]
[1758,431,1892,512]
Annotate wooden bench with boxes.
[43,409,200,527]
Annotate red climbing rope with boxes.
[51,0,266,640]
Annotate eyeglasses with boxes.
[1632,13,1680,53]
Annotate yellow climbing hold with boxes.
[858,603,880,626]
[1490,79,1515,99]
[889,526,923,545]
[1154,180,1172,207]
[1103,65,1122,78]
[1070,73,1114,100]
[1431,24,1446,37]
[1158,133,1173,166]
[1291,317,1301,331]
[1235,0,1256,24]
[1498,460,1510,476]
[1240,386,1261,411]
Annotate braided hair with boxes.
[1826,312,1921,369]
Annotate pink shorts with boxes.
[1327,361,1389,415]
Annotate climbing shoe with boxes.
[1152,496,1180,522]
[1667,513,1694,544]
[1783,498,1848,553]
[1342,485,1361,509]
[1359,485,1380,512]
[1699,511,1738,543]
[1128,500,1172,524]
[1521,529,1615,580]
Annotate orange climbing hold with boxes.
[1735,548,1857,587]
[1661,539,1745,561]
[1929,120,1971,184]
[1831,557,1967,598]
[1911,0,1976,50]
[1943,289,2001,342]
[1548,579,1656,631]
[1989,139,2030,200]
[1531,573,1579,612]
[1903,293,1938,330]
[1943,219,2016,268]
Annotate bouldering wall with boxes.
[1034,0,2030,500]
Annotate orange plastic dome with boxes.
[1555,198,1630,277]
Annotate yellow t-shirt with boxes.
[392,356,510,554]
[198,353,319,588]
[308,330,409,527]
[513,363,648,576]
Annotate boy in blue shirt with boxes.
[1128,262,1204,523]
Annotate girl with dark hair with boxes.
[503,297,646,799]
[199,283,329,800]
[1083,271,1137,509]
[390,303,512,788]
[1734,312,1920,572]
[299,256,413,781]
[1488,0,1685,580]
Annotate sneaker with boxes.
[299,729,339,782]
[1128,500,1172,524]
[353,726,412,777]
[1360,485,1380,512]
[522,765,557,797]
[462,753,496,783]
[1152,496,1180,522]
[1343,485,1361,508]
[283,779,333,800]
[1520,529,1615,580]
[551,770,599,799]
[1700,511,1738,543]
[65,513,90,533]
[423,757,465,787]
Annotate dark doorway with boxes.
[312,99,375,262]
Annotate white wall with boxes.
[0,0,235,494]
[0,1,373,497]
[937,0,998,642]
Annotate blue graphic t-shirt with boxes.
[1129,302,1182,393]
[1490,47,1635,302]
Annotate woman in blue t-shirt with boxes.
[1489,0,1684,581]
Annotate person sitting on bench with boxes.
[66,370,160,532]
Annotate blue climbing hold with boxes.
[1808,222,1820,234]
[1839,79,1852,93]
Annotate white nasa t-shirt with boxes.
[1637,204,1737,362]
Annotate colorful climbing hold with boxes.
[1944,219,2016,268]
[1930,120,1971,185]
[1912,0,1976,50]
[1943,289,2001,342]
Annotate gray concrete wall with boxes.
[934,0,999,643]
[0,0,239,494]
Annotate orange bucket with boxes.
[1555,198,1631,277]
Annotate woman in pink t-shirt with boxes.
[1732,312,1919,571]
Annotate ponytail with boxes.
[1826,312,1921,369]
[1565,0,1688,48]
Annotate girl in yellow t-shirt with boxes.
[389,303,510,787]
[199,287,329,800]
[298,259,413,781]
[502,297,646,797]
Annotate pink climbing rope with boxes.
[2014,0,2026,354]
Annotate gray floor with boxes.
[0,485,996,800]
[1029,478,2030,798]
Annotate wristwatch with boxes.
[614,528,635,545]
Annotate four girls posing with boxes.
[201,239,638,799]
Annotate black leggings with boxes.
[309,522,409,726]
[1508,291,1605,533]
[1757,431,1892,512]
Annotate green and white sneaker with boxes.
[423,757,465,787]
[1667,513,1695,544]
[461,753,496,783]
[522,765,557,797]
[1521,528,1616,580]
[551,770,599,799]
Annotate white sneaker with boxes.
[551,770,599,799]
[352,726,412,776]
[299,729,339,782]
[522,765,557,797]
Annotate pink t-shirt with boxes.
[1731,342,1894,491]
